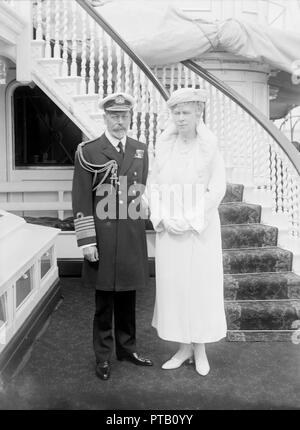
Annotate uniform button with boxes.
[133,180,137,185]
[118,190,122,195]
[119,200,124,204]
[132,200,135,204]
[132,190,136,195]
[134,171,137,176]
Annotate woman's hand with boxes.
[163,219,190,234]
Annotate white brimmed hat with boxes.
[99,92,135,111]
[167,88,207,108]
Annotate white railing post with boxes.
[70,1,78,77]
[97,28,104,98]
[88,17,96,94]
[53,0,61,59]
[44,0,52,58]
[16,0,32,83]
[80,10,87,94]
[62,0,69,76]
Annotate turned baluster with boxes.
[80,10,87,94]
[61,0,69,76]
[35,0,43,41]
[97,28,105,98]
[88,17,96,94]
[106,33,113,95]
[131,62,140,139]
[170,64,175,92]
[44,0,52,58]
[53,0,61,59]
[124,54,131,95]
[177,63,183,89]
[70,1,78,76]
[148,82,156,169]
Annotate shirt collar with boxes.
[105,130,127,149]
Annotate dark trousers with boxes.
[93,290,136,363]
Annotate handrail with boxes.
[75,0,169,102]
[183,59,300,176]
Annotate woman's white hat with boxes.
[166,88,207,108]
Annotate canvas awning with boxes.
[96,1,300,74]
[95,1,300,117]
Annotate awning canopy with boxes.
[96,1,300,118]
[97,1,300,74]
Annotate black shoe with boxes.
[117,352,153,366]
[95,361,111,380]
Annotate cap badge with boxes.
[115,95,125,104]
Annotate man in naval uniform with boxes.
[72,92,153,380]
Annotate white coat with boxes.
[148,123,227,343]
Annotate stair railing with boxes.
[150,60,300,247]
[31,0,169,165]
[31,0,300,246]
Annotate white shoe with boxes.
[162,355,193,370]
[162,344,194,370]
[194,344,210,376]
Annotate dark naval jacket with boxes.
[72,133,149,291]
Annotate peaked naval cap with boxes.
[99,92,135,111]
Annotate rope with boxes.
[77,143,118,191]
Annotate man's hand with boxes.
[83,245,99,262]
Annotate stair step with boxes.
[72,94,99,112]
[145,203,262,230]
[225,299,300,331]
[219,202,261,225]
[148,247,293,277]
[54,76,82,96]
[223,247,293,274]
[224,272,300,300]
[226,330,298,342]
[146,224,277,249]
[222,183,244,203]
[222,224,277,249]
[37,58,63,77]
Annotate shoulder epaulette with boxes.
[77,137,98,150]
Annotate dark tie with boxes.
[118,141,124,158]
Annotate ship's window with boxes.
[40,247,53,279]
[0,292,7,328]
[16,268,33,308]
[13,85,82,167]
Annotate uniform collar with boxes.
[105,130,127,149]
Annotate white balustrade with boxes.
[29,0,300,243]
[96,27,104,98]
[53,0,61,59]
[70,1,78,77]
[150,61,300,243]
[31,0,167,145]
[62,0,69,76]
[139,73,147,143]
[35,0,43,41]
[131,62,140,139]
[44,0,51,58]
[80,10,87,94]
[88,18,97,94]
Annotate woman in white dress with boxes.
[147,88,227,376]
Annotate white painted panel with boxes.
[23,210,58,218]
[24,191,58,202]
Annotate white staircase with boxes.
[1,0,300,273]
